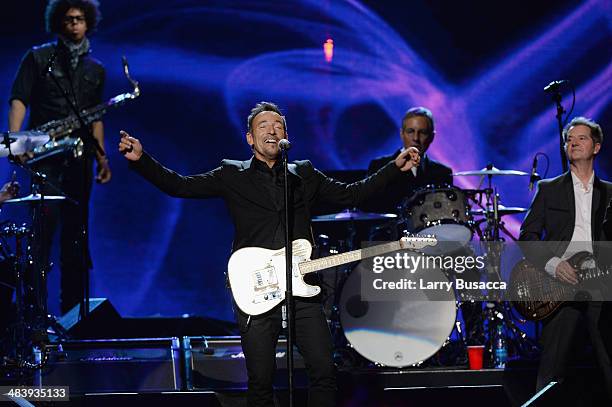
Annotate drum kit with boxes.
[0,131,70,376]
[312,164,538,369]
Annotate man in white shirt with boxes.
[520,116,612,401]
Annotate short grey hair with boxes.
[401,106,434,134]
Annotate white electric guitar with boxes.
[228,236,437,316]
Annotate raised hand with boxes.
[395,146,421,172]
[118,130,143,161]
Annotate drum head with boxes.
[419,223,473,255]
[339,263,456,367]
[406,187,473,255]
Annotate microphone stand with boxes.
[45,42,102,320]
[550,89,568,173]
[281,145,295,407]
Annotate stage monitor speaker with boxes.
[37,338,182,394]
[184,336,307,391]
[57,298,121,339]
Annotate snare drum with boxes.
[404,186,473,254]
[339,261,457,367]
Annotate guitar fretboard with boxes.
[298,241,404,275]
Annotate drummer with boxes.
[362,107,484,348]
[362,106,452,214]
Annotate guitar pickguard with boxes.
[251,264,283,304]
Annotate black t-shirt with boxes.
[9,40,105,131]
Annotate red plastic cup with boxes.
[467,345,485,370]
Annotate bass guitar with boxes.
[510,251,611,321]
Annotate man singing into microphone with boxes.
[119,101,419,407]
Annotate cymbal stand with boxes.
[12,159,74,339]
[1,222,29,381]
[1,154,72,382]
[322,222,360,368]
[479,189,536,365]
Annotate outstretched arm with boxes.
[119,130,223,199]
[315,147,420,207]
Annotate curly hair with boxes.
[45,0,101,34]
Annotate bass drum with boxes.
[339,261,457,367]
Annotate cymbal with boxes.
[3,194,66,204]
[470,205,528,216]
[453,166,528,177]
[0,131,50,157]
[312,209,397,222]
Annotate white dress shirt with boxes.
[544,171,595,277]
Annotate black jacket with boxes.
[519,172,612,269]
[130,152,402,252]
[362,150,453,213]
[604,199,612,240]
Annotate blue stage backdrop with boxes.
[0,0,610,320]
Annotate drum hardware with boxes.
[448,165,537,365]
[453,166,529,177]
[482,301,540,366]
[3,194,67,204]
[313,164,538,369]
[479,188,535,364]
[311,208,397,222]
[470,205,528,217]
[0,146,74,382]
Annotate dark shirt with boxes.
[250,157,300,248]
[130,153,402,252]
[362,150,453,214]
[9,40,105,133]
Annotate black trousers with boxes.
[235,297,337,407]
[537,302,612,401]
[34,155,93,315]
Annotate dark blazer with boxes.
[604,198,612,240]
[361,150,453,213]
[130,152,401,252]
[519,172,612,269]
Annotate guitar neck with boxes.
[298,241,402,275]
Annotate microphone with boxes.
[529,155,539,191]
[543,79,568,93]
[278,139,291,151]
